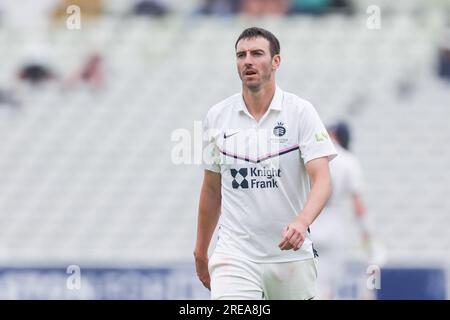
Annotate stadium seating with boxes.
[0,4,448,296]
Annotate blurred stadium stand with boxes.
[0,0,448,299]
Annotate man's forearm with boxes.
[296,174,331,227]
[195,187,221,258]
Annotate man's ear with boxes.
[272,54,281,70]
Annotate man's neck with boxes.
[242,82,276,123]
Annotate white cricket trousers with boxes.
[208,252,318,300]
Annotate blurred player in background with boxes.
[194,27,337,300]
[312,121,372,299]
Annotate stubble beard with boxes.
[243,71,272,93]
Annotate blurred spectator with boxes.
[17,43,56,86]
[65,53,105,90]
[289,0,353,15]
[438,48,450,81]
[289,0,331,14]
[312,121,372,299]
[132,0,170,17]
[437,28,450,82]
[331,0,354,14]
[18,63,54,85]
[239,0,290,16]
[198,0,240,15]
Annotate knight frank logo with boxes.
[231,168,249,189]
[231,167,281,189]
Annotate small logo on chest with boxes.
[273,122,286,137]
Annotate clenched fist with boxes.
[278,218,309,251]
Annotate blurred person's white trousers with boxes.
[208,252,318,300]
[312,209,347,299]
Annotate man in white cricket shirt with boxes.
[194,27,337,300]
[313,122,371,299]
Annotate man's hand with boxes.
[278,157,332,251]
[194,253,211,290]
[278,218,309,251]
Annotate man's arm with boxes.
[353,193,366,218]
[279,156,332,251]
[352,193,371,244]
[194,170,221,289]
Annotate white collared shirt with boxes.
[202,86,337,262]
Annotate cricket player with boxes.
[313,122,371,299]
[194,27,337,300]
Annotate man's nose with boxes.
[241,52,254,65]
[243,55,254,66]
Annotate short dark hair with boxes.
[235,27,280,57]
[329,121,351,150]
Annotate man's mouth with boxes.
[244,70,257,76]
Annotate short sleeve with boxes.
[298,102,337,164]
[202,113,221,173]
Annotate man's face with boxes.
[236,37,280,91]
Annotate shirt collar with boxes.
[237,85,283,114]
